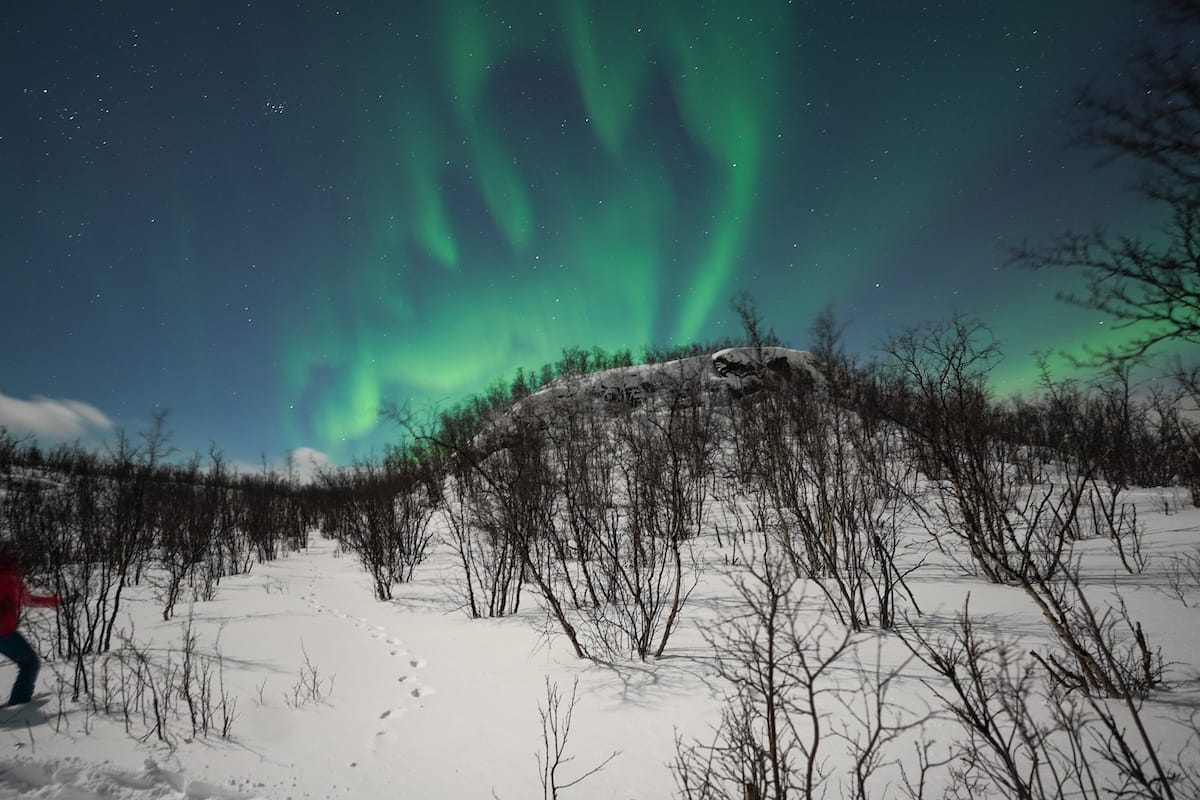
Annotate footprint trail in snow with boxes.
[300,583,435,747]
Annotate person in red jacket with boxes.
[0,548,58,706]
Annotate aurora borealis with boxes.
[1,1,1176,466]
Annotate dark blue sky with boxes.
[0,1,1171,468]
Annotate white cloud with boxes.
[0,392,115,438]
[229,447,334,484]
[287,447,333,484]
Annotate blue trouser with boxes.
[0,632,40,705]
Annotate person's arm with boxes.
[19,582,59,608]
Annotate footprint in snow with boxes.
[371,706,410,749]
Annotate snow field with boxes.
[0,485,1196,798]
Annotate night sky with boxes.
[1,1,1175,468]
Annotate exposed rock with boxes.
[709,347,821,396]
[523,347,820,411]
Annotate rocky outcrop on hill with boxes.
[526,347,820,410]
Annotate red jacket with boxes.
[0,568,58,636]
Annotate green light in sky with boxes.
[657,1,786,342]
[471,133,535,248]
[407,131,459,268]
[560,0,652,156]
[274,0,1157,462]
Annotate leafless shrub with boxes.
[883,318,1060,585]
[535,676,619,800]
[441,464,526,618]
[591,376,711,659]
[722,337,921,631]
[154,453,230,620]
[398,381,712,661]
[1080,479,1149,574]
[328,453,438,601]
[466,415,586,656]
[284,642,335,709]
[1164,547,1200,606]
[74,615,239,745]
[544,399,618,616]
[903,599,1192,800]
[674,545,924,800]
[1027,575,1163,701]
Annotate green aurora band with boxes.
[278,0,1159,460]
[284,0,796,452]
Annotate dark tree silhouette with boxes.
[1010,0,1200,364]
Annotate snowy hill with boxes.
[2,358,1200,799]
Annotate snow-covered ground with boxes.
[1,487,1198,799]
